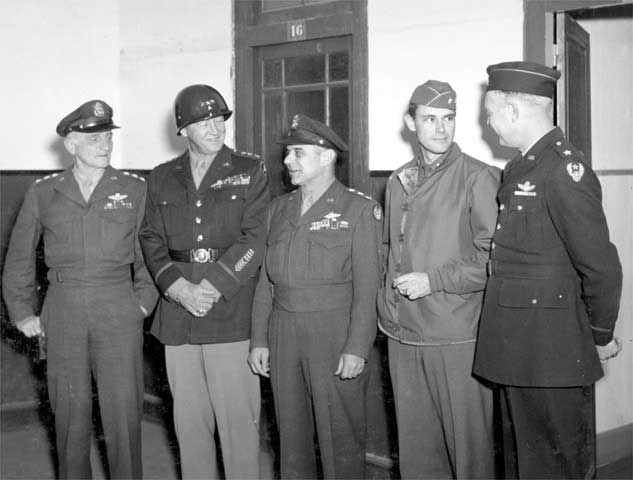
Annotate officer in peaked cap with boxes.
[55,99,120,136]
[3,99,157,478]
[377,79,499,478]
[139,84,269,479]
[474,61,622,478]
[249,114,382,478]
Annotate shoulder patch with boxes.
[373,204,383,221]
[566,162,585,182]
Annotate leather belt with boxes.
[168,248,225,263]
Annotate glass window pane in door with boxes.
[263,59,282,87]
[285,55,325,85]
[287,89,325,124]
[329,86,349,186]
[329,52,349,81]
[263,93,290,196]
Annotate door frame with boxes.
[234,0,370,194]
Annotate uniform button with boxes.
[196,200,202,207]
[231,194,237,200]
[197,235,203,242]
[517,205,523,211]
[401,203,408,211]
[491,242,496,249]
[496,223,501,230]
[499,204,505,211]
[195,217,201,224]
[531,298,538,304]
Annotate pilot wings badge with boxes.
[514,181,537,197]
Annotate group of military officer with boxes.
[2,59,622,480]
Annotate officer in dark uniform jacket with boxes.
[139,85,269,479]
[248,114,382,479]
[2,100,158,479]
[474,62,623,478]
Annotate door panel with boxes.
[556,13,592,164]
[255,36,351,197]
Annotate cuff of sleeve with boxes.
[207,262,241,300]
[11,308,35,327]
[137,289,158,315]
[592,330,613,346]
[342,340,372,361]
[156,265,183,294]
[427,269,443,293]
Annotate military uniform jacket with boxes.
[2,166,158,323]
[378,143,500,345]
[474,127,622,387]
[251,180,382,359]
[139,145,269,345]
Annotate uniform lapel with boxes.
[53,168,87,206]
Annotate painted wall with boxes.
[0,1,121,170]
[367,0,524,170]
[0,0,233,171]
[577,14,633,433]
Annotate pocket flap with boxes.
[498,278,570,309]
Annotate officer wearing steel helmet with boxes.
[139,85,269,479]
[2,100,158,479]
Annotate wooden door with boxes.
[254,36,351,197]
[556,13,592,164]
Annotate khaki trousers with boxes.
[165,340,260,479]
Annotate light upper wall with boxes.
[367,0,524,170]
[1,1,120,170]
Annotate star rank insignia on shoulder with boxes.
[35,172,60,184]
[122,171,146,182]
[347,187,374,201]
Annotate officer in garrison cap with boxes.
[474,61,623,478]
[377,80,500,478]
[138,84,269,479]
[2,100,158,479]
[248,114,382,479]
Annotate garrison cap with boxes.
[278,114,348,152]
[486,61,561,98]
[409,80,456,111]
[56,100,119,137]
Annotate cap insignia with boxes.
[94,102,105,117]
[291,115,300,129]
[566,162,584,182]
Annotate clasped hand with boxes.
[168,277,221,317]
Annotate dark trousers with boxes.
[269,308,369,479]
[43,282,144,479]
[499,384,596,479]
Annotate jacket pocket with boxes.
[97,211,136,262]
[498,278,570,309]
[307,232,351,281]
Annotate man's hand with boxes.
[16,315,42,338]
[248,347,270,377]
[166,278,218,317]
[199,278,222,302]
[335,353,365,380]
[393,272,431,300]
[596,337,622,363]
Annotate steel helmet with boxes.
[174,84,232,135]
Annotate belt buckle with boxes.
[191,248,210,263]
